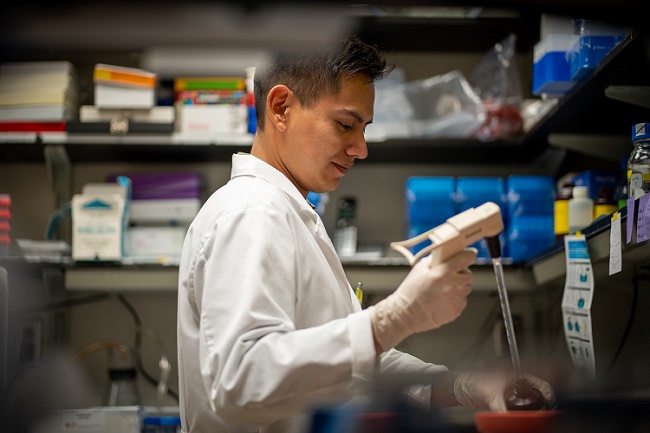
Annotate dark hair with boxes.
[253,35,392,130]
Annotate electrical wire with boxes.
[12,293,113,315]
[71,340,129,364]
[117,326,172,407]
[115,294,179,402]
[10,292,179,402]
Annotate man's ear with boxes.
[267,85,291,132]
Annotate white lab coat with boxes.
[177,153,447,433]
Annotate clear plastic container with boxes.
[628,123,650,200]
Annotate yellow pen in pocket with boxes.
[355,282,363,306]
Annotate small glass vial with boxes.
[593,187,617,219]
[568,186,593,234]
[628,123,650,200]
[614,156,628,209]
[333,196,358,257]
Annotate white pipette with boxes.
[391,202,545,410]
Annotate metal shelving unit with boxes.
[1,7,648,296]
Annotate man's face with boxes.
[280,73,374,196]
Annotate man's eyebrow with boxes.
[338,109,373,125]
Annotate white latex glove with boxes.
[369,248,477,352]
[454,370,556,412]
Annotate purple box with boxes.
[107,172,201,200]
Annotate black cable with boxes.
[5,294,112,399]
[115,294,179,402]
[605,274,641,376]
[9,292,179,402]
[11,293,112,315]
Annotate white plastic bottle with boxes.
[568,186,594,234]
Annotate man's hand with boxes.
[369,248,477,352]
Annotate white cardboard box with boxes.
[72,193,125,261]
[35,406,142,433]
[125,226,186,259]
[95,83,155,109]
[176,104,247,134]
[129,198,200,224]
[80,105,175,123]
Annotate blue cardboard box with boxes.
[571,170,619,202]
[456,177,507,259]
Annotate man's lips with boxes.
[332,162,352,174]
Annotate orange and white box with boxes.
[93,64,157,109]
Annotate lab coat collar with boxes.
[231,153,318,221]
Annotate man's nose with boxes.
[349,131,368,160]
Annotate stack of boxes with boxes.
[108,172,201,263]
[532,14,626,97]
[0,61,78,132]
[174,76,248,138]
[405,175,556,263]
[73,63,175,134]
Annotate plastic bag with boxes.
[366,68,413,141]
[470,33,524,141]
[368,68,485,140]
[403,70,485,138]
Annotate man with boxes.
[177,35,554,433]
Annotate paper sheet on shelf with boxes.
[609,212,622,275]
[562,233,596,377]
[636,194,649,243]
